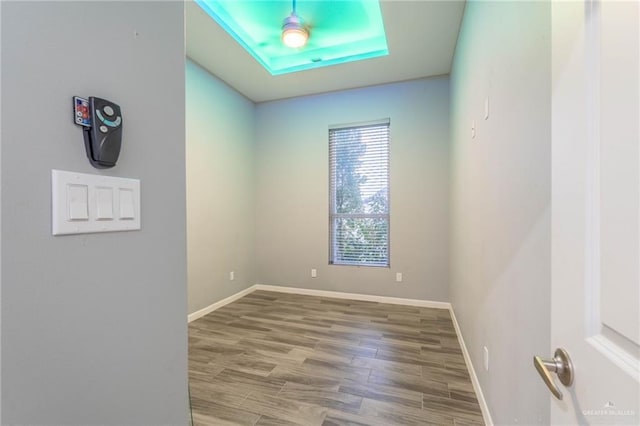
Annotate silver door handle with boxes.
[533,348,574,400]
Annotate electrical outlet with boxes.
[311,269,317,278]
[229,271,234,281]
[395,272,403,282]
[483,346,489,371]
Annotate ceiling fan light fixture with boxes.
[282,12,308,48]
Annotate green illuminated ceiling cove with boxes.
[195,0,389,75]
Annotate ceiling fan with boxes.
[281,0,309,48]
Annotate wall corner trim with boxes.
[449,308,494,425]
[187,283,493,425]
[254,284,452,309]
[188,285,258,322]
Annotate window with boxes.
[329,120,390,267]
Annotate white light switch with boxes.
[119,188,135,220]
[96,187,114,220]
[52,170,140,235]
[67,184,89,221]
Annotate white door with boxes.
[550,0,640,424]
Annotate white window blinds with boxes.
[329,120,390,267]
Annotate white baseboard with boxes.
[253,284,452,309]
[188,283,492,424]
[188,285,258,323]
[449,307,493,426]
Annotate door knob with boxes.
[533,348,574,400]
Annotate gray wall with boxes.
[1,2,188,424]
[255,78,450,301]
[449,1,551,424]
[186,60,256,314]
[0,1,3,420]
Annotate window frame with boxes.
[328,119,391,268]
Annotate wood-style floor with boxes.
[188,290,484,426]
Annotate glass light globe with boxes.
[282,28,308,48]
[282,13,308,48]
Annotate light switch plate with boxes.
[52,169,141,235]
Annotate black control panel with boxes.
[73,96,123,169]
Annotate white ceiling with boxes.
[186,0,466,103]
